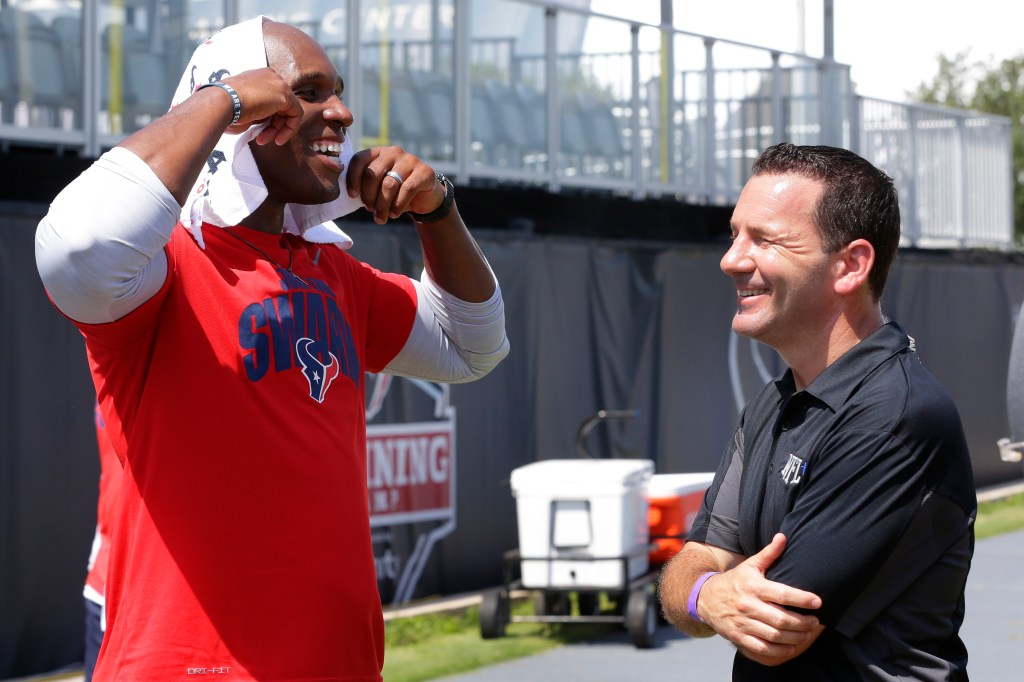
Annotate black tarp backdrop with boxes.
[4,209,1024,677]
[1,209,99,678]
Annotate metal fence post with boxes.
[345,0,363,146]
[545,7,560,192]
[703,37,716,200]
[454,0,470,181]
[848,93,861,155]
[906,106,920,246]
[771,51,784,145]
[225,0,239,27]
[631,23,643,199]
[957,115,968,248]
[819,59,840,146]
[83,0,99,157]
[1008,120,1017,247]
[659,12,675,186]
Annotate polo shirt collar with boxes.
[774,321,912,411]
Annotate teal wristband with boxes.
[197,81,242,125]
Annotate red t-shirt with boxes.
[84,404,121,604]
[84,224,416,681]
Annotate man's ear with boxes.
[833,238,875,296]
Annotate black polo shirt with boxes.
[689,321,975,681]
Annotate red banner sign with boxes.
[367,420,456,527]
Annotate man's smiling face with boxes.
[249,21,354,207]
[721,173,842,353]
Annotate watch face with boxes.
[434,173,454,205]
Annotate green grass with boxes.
[975,491,1024,540]
[382,491,1024,682]
[382,596,621,682]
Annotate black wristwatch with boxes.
[410,172,455,223]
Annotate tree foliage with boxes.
[910,51,1024,241]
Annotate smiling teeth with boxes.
[313,142,340,155]
[739,288,768,297]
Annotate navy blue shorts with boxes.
[84,598,103,682]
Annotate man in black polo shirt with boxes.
[659,143,975,680]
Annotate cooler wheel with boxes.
[625,587,657,649]
[479,588,510,639]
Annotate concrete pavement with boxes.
[439,528,1024,681]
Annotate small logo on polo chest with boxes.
[781,453,806,485]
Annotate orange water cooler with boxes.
[646,473,715,565]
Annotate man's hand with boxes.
[345,146,444,225]
[220,68,304,146]
[119,67,305,204]
[343,145,495,302]
[699,534,824,664]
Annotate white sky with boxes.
[590,0,1024,103]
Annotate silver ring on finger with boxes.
[385,170,404,185]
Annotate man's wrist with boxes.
[196,81,242,125]
[687,571,720,624]
[410,172,454,223]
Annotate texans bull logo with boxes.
[296,337,340,403]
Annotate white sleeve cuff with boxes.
[383,269,510,383]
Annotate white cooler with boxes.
[510,458,654,589]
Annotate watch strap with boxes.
[410,172,454,223]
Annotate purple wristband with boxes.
[687,571,720,623]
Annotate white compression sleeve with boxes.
[35,146,180,324]
[383,270,510,383]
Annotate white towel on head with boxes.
[169,15,362,249]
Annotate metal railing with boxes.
[0,0,1012,248]
[854,97,1013,249]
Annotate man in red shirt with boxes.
[37,17,508,681]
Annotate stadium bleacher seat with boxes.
[387,68,432,155]
[102,24,172,132]
[360,66,382,140]
[470,81,500,165]
[0,13,15,124]
[574,91,628,177]
[559,92,592,172]
[408,68,455,161]
[468,80,549,172]
[51,15,83,107]
[0,7,76,128]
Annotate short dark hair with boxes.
[751,143,900,301]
